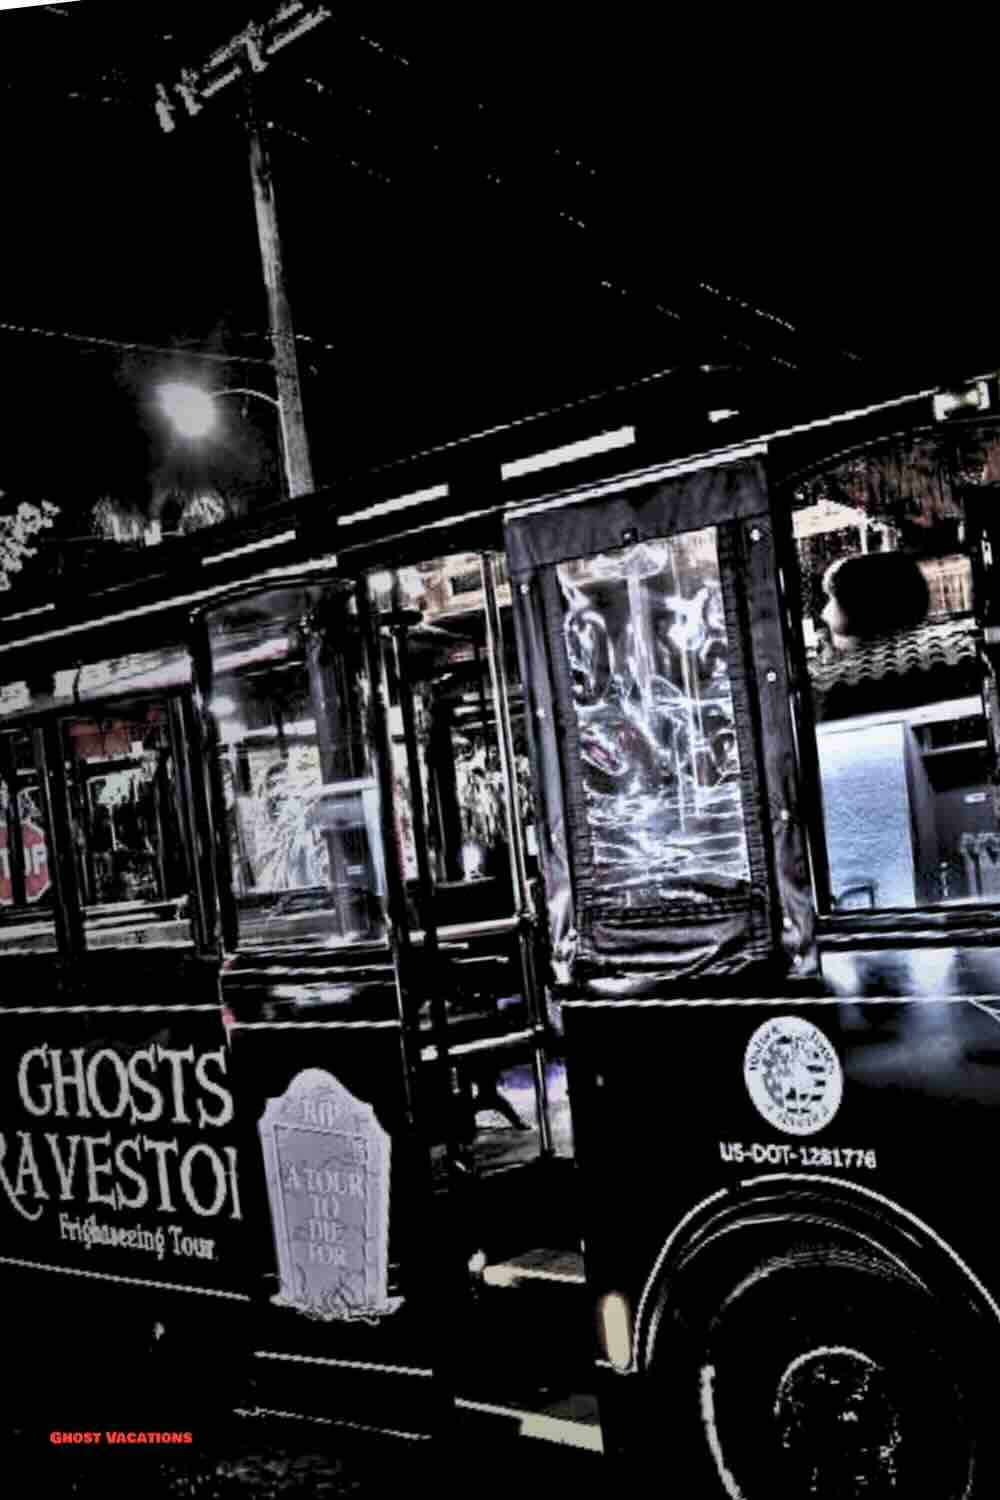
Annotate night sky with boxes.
[1,2,997,544]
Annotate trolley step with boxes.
[481,1247,586,1289]
[454,1391,603,1454]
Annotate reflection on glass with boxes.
[208,583,386,948]
[62,702,193,947]
[0,730,56,951]
[452,731,513,880]
[376,554,523,915]
[794,484,988,910]
[557,530,749,904]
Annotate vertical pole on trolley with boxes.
[243,76,315,502]
[472,641,491,741]
[305,634,363,939]
[166,695,214,955]
[357,579,461,1449]
[189,615,237,955]
[355,580,421,1123]
[33,721,85,958]
[0,734,28,910]
[384,607,464,1173]
[479,553,554,1157]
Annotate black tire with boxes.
[633,1182,998,1498]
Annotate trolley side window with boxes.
[505,454,783,991]
[791,433,996,912]
[206,582,386,950]
[377,555,531,915]
[557,528,749,908]
[0,729,56,953]
[59,698,195,948]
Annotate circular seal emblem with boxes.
[744,1016,843,1136]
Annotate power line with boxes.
[299,19,866,372]
[0,318,274,367]
[280,75,792,371]
[28,7,861,379]
[270,118,394,189]
[148,7,806,369]
[169,326,339,356]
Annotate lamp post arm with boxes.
[215,387,281,410]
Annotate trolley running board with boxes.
[233,1394,604,1455]
[481,1247,586,1289]
[454,1393,603,1454]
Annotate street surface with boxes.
[11,1412,604,1498]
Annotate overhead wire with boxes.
[306,17,868,371]
[0,318,342,367]
[137,4,802,371]
[275,79,727,353]
[11,9,848,377]
[287,39,802,371]
[4,9,861,387]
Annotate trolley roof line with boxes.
[0,365,995,663]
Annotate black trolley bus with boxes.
[5,365,1000,1493]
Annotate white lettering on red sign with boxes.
[0,820,50,905]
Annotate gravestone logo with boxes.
[744,1016,843,1136]
[258,1067,401,1325]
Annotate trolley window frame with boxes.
[504,449,818,989]
[0,665,219,964]
[770,414,1000,947]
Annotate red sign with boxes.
[0,819,51,905]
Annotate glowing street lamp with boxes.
[158,382,279,436]
[157,381,298,496]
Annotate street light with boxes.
[156,380,301,499]
[158,381,279,437]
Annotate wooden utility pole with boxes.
[155,6,331,500]
[244,84,315,500]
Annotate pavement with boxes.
[10,1407,605,1498]
[10,1419,371,1498]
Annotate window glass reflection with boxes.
[556,529,750,904]
[60,701,194,946]
[0,730,56,952]
[385,555,523,916]
[208,583,386,948]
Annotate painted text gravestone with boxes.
[259,1067,402,1323]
